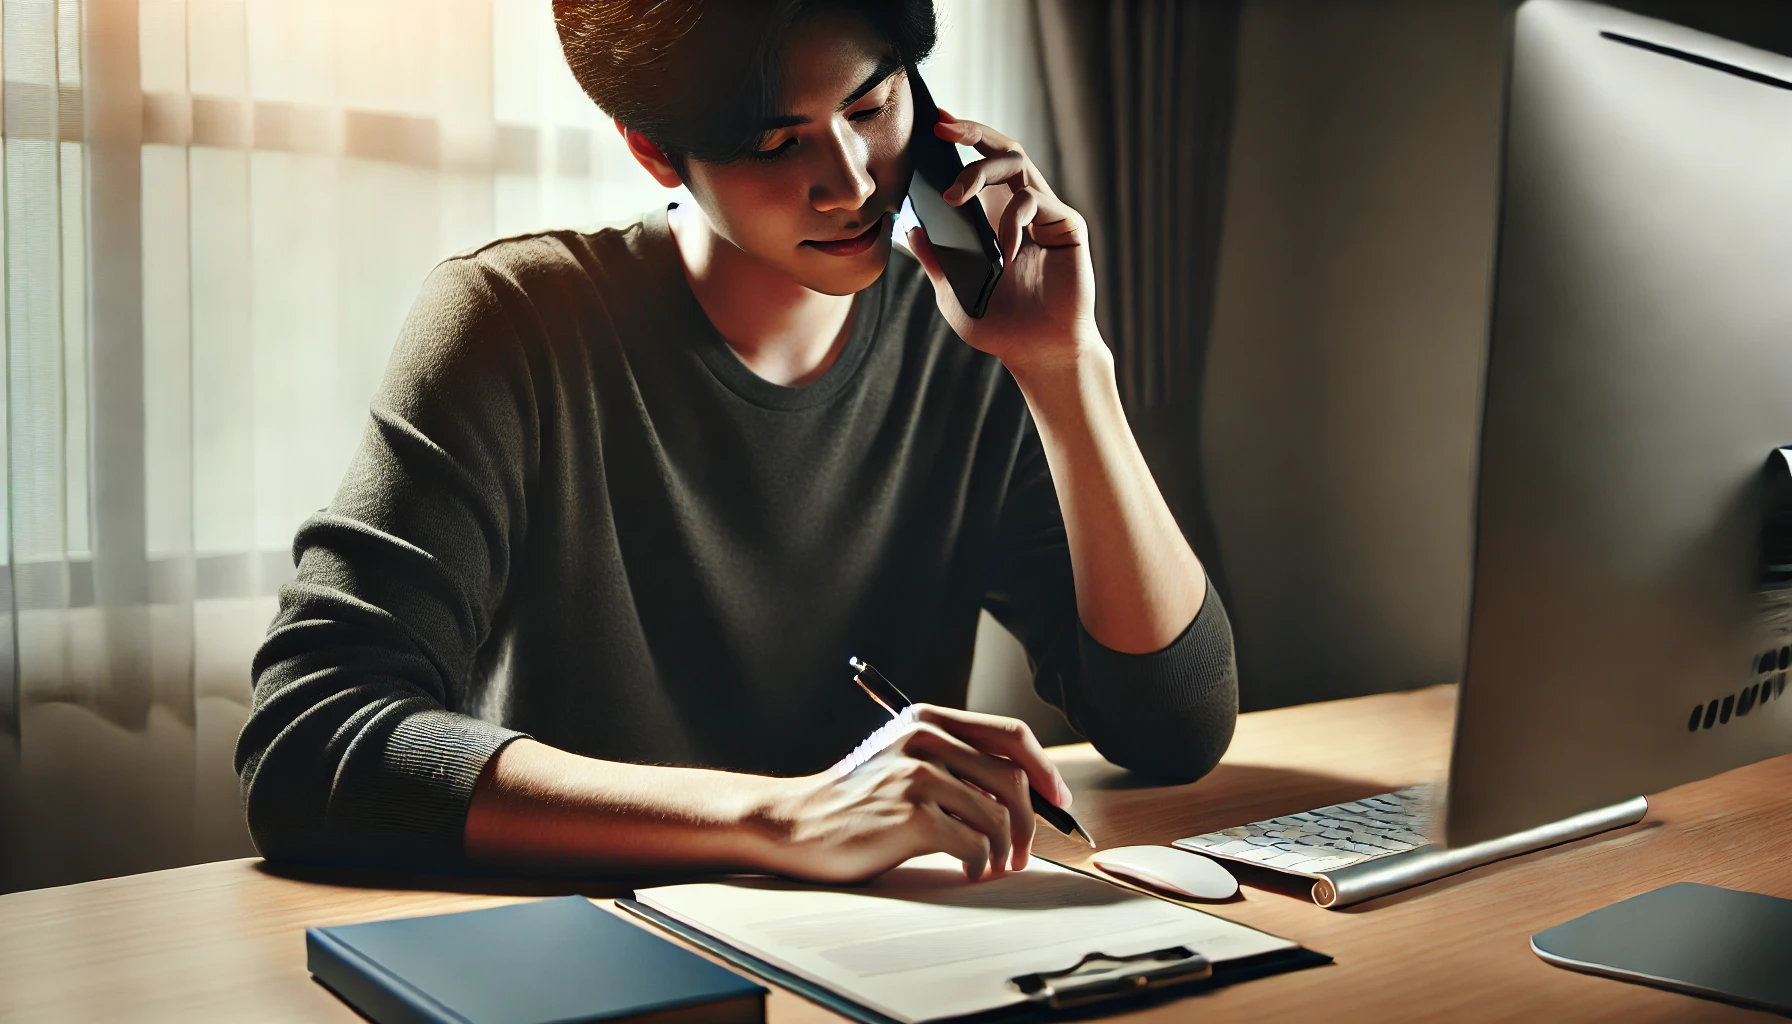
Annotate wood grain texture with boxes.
[1,685,1784,1022]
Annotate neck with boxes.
[669,203,856,387]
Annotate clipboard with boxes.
[616,863,1330,1024]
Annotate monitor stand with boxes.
[1533,882,1792,1014]
[1312,795,1649,908]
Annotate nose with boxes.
[810,120,876,215]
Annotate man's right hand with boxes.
[744,705,1072,883]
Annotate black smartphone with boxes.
[902,66,1003,318]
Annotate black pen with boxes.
[848,656,1095,847]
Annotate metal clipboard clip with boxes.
[1009,946,1212,1009]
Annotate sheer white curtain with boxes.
[0,0,1053,894]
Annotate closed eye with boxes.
[849,101,892,123]
[750,101,891,161]
[749,137,797,162]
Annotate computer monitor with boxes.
[1445,0,1792,847]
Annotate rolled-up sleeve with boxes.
[234,258,539,868]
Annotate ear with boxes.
[617,121,684,189]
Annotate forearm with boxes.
[464,738,783,874]
[1008,340,1206,654]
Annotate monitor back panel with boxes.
[1448,0,1792,846]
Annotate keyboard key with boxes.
[1263,828,1315,841]
[1281,835,1331,849]
[1173,786,1437,879]
[1356,833,1416,852]
[1318,809,1384,829]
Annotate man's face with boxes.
[681,11,913,296]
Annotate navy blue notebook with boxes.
[306,895,766,1024]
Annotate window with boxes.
[0,0,1055,890]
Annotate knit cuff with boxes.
[332,708,526,865]
[1075,579,1239,781]
[1079,579,1235,707]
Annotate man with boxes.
[236,0,1236,884]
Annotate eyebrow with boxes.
[759,55,904,131]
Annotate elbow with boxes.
[244,817,316,868]
[237,749,338,868]
[235,704,366,869]
[1070,579,1242,783]
[1087,694,1237,785]
[1077,630,1241,784]
[240,765,403,872]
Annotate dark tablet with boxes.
[1532,882,1792,1014]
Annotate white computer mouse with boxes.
[1092,845,1239,901]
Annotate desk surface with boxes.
[2,685,1784,1023]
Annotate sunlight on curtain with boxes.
[928,0,1057,183]
[0,0,1053,893]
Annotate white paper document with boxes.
[635,854,1298,1023]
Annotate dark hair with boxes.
[553,0,937,168]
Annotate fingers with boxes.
[934,116,1021,159]
[914,705,1070,809]
[933,121,1081,254]
[1024,200,1086,250]
[906,758,1012,876]
[996,187,1040,265]
[945,153,1030,207]
[901,725,1034,871]
[922,803,994,881]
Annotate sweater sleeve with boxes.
[233,257,538,868]
[982,417,1238,783]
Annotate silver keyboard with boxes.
[1175,786,1434,877]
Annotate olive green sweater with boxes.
[235,208,1237,868]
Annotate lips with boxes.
[802,212,889,258]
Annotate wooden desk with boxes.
[2,685,1785,1022]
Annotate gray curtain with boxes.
[1033,0,1244,596]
